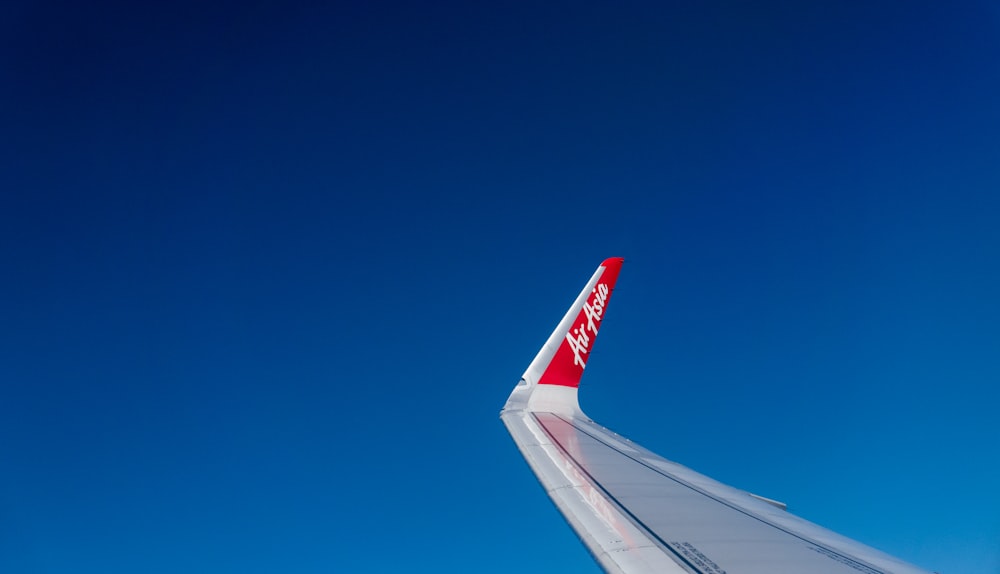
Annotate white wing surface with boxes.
[501,258,933,574]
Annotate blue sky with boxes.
[1,1,998,572]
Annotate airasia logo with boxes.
[565,283,610,369]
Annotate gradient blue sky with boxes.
[2,2,999,573]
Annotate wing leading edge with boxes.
[500,259,933,574]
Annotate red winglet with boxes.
[537,257,623,388]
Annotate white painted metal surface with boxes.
[501,258,934,574]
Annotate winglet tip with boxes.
[601,256,624,268]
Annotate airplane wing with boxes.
[500,258,934,574]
